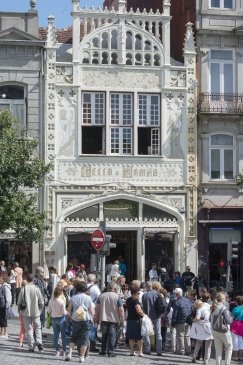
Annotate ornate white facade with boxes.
[44,0,197,281]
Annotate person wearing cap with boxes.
[148,263,159,282]
[171,287,192,355]
[160,268,169,287]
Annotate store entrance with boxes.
[106,230,137,283]
[145,232,174,287]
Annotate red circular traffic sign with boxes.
[91,229,105,250]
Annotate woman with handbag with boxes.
[211,292,233,365]
[190,294,213,365]
[230,295,243,361]
[126,287,145,356]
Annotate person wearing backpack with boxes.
[211,292,233,365]
[0,271,12,338]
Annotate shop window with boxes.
[66,205,99,220]
[0,85,26,136]
[104,199,138,220]
[210,134,234,179]
[81,92,105,154]
[143,204,175,220]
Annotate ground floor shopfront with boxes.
[198,207,243,291]
[44,190,197,283]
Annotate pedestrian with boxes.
[182,266,196,292]
[48,285,68,357]
[18,279,27,348]
[17,273,44,352]
[190,295,213,365]
[159,287,170,350]
[142,281,165,356]
[14,262,23,305]
[65,264,75,280]
[230,295,243,361]
[76,264,87,282]
[171,287,192,355]
[126,287,145,356]
[8,263,17,306]
[65,281,94,363]
[173,271,185,291]
[34,266,48,328]
[95,281,125,358]
[0,271,12,338]
[86,274,101,352]
[47,266,60,297]
[148,263,159,282]
[211,292,233,365]
[0,260,6,272]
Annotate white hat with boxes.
[161,268,167,273]
[173,288,183,295]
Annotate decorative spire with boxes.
[118,0,126,13]
[30,0,36,9]
[184,22,196,55]
[46,15,57,48]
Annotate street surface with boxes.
[0,312,240,365]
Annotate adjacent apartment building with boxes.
[0,0,45,272]
[43,0,197,281]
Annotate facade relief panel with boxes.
[81,68,161,89]
[57,160,184,186]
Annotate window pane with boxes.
[211,0,220,7]
[211,134,233,145]
[83,93,91,124]
[151,129,159,155]
[104,200,138,220]
[224,0,233,8]
[224,64,233,94]
[211,149,220,178]
[211,63,220,93]
[138,95,147,125]
[211,50,233,60]
[224,149,233,179]
[95,93,104,124]
[150,95,159,126]
[111,94,119,124]
[111,128,119,153]
[123,94,132,125]
[123,128,132,154]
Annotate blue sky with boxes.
[0,0,103,28]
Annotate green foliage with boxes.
[0,111,52,241]
[235,173,243,187]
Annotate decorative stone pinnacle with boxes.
[184,22,196,54]
[30,0,36,9]
[118,0,126,12]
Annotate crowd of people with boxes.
[0,258,242,365]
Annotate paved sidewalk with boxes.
[0,314,239,365]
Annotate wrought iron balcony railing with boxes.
[198,93,243,113]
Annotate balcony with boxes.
[198,93,243,114]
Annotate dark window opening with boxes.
[138,127,151,155]
[82,126,103,154]
[0,85,24,99]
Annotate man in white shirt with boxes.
[149,263,159,282]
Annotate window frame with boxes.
[209,133,235,180]
[110,126,132,155]
[209,49,235,95]
[138,93,160,126]
[209,0,234,9]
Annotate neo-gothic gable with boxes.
[80,22,164,67]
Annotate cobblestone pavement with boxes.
[0,314,239,365]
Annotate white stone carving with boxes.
[170,69,186,87]
[82,69,161,89]
[56,160,184,185]
[56,66,73,83]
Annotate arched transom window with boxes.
[81,25,163,67]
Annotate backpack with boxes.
[0,286,6,309]
[74,304,88,321]
[155,294,167,317]
[212,307,228,333]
